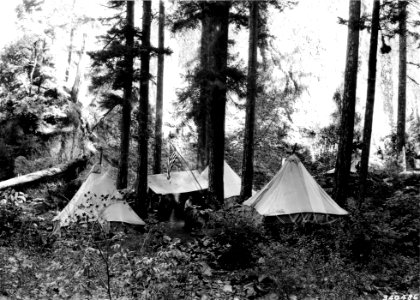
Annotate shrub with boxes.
[0,197,22,240]
[206,207,265,270]
[254,184,420,297]
[0,139,14,180]
[334,189,420,292]
[258,239,364,299]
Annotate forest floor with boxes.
[0,171,419,300]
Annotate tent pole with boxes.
[170,142,204,191]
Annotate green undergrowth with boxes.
[0,176,419,300]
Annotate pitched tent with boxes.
[53,165,145,227]
[101,202,144,224]
[200,161,252,199]
[148,170,207,195]
[148,162,249,199]
[243,155,348,223]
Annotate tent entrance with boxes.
[150,190,208,222]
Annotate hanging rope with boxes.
[168,141,204,191]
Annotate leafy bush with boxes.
[0,96,41,132]
[0,189,55,251]
[0,95,46,162]
[0,140,14,180]
[252,180,420,298]
[206,207,266,270]
[0,195,22,240]
[346,190,420,291]
[258,239,364,299]
[382,126,420,170]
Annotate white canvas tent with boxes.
[148,170,207,195]
[243,155,348,223]
[148,162,248,199]
[53,165,145,227]
[101,202,144,224]
[200,161,253,199]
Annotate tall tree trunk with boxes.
[241,1,259,201]
[116,1,135,189]
[71,33,87,103]
[359,0,380,201]
[207,2,230,208]
[136,0,152,218]
[29,40,39,96]
[65,0,77,83]
[397,0,407,155]
[380,52,394,128]
[197,6,211,171]
[257,2,269,72]
[153,0,165,174]
[37,39,47,94]
[334,0,361,207]
[65,27,75,83]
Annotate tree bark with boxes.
[207,2,230,208]
[37,39,47,94]
[153,0,165,174]
[136,0,152,218]
[116,1,135,190]
[334,0,361,207]
[257,2,269,72]
[359,0,380,201]
[65,27,75,83]
[71,33,87,103]
[0,156,88,191]
[29,40,39,96]
[65,0,77,83]
[197,5,211,171]
[397,0,407,155]
[380,52,394,128]
[241,1,259,201]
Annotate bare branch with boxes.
[408,61,420,68]
[408,75,419,85]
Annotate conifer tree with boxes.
[197,4,211,171]
[136,0,152,218]
[65,0,77,83]
[71,33,87,103]
[118,1,135,189]
[89,1,136,189]
[170,1,295,206]
[334,0,361,206]
[206,1,231,207]
[378,0,418,165]
[359,0,380,201]
[170,2,248,172]
[396,0,407,155]
[153,0,165,174]
[241,0,259,201]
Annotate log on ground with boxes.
[0,156,89,191]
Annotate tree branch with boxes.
[91,107,116,132]
[408,61,420,68]
[407,75,419,85]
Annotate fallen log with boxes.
[399,170,420,177]
[0,156,89,191]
